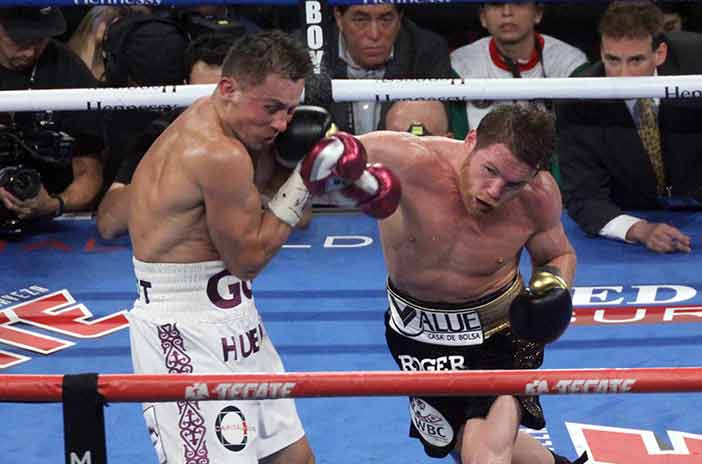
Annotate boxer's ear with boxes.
[464,129,477,152]
[218,76,239,101]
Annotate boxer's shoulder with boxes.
[181,135,254,192]
[522,171,563,227]
[360,131,435,172]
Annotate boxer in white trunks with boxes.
[310,103,584,464]
[126,30,400,464]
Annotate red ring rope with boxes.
[0,367,700,403]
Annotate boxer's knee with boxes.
[459,401,520,464]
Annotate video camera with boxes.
[178,11,247,40]
[0,112,75,236]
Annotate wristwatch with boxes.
[51,194,65,217]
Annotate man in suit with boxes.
[557,0,702,253]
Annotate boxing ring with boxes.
[2,212,702,463]
[2,0,702,462]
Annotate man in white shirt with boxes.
[450,2,587,131]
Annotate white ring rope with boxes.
[0,75,700,112]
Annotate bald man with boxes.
[384,100,452,137]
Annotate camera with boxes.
[181,12,246,40]
[0,112,75,236]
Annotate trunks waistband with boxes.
[387,276,519,312]
[386,275,523,344]
[132,258,253,310]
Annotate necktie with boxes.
[636,98,665,195]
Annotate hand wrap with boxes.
[267,165,311,227]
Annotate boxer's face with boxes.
[334,5,401,69]
[460,134,535,215]
[601,35,667,77]
[479,2,543,47]
[223,73,303,152]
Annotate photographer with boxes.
[0,7,104,232]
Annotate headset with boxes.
[102,14,189,85]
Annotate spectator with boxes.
[100,13,189,191]
[102,14,188,87]
[0,7,104,235]
[176,4,260,38]
[67,6,149,81]
[96,33,232,240]
[384,100,451,137]
[557,0,702,253]
[450,2,588,134]
[658,2,689,32]
[450,2,587,184]
[319,4,453,135]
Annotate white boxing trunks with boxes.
[127,258,305,464]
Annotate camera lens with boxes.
[0,166,41,200]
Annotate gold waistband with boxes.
[386,276,523,338]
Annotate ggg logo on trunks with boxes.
[207,270,253,310]
[410,398,453,447]
[215,405,253,452]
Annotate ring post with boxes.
[62,373,107,464]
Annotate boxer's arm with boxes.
[512,178,576,343]
[357,131,426,176]
[525,178,576,286]
[526,222,576,287]
[196,145,295,280]
[515,222,575,345]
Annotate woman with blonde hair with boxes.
[67,6,149,81]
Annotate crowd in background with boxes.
[0,1,701,254]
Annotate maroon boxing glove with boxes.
[316,163,402,219]
[341,164,402,219]
[300,132,367,196]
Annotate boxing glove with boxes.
[268,131,367,227]
[340,164,402,218]
[509,266,573,344]
[317,163,402,219]
[300,132,368,196]
[275,105,337,168]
